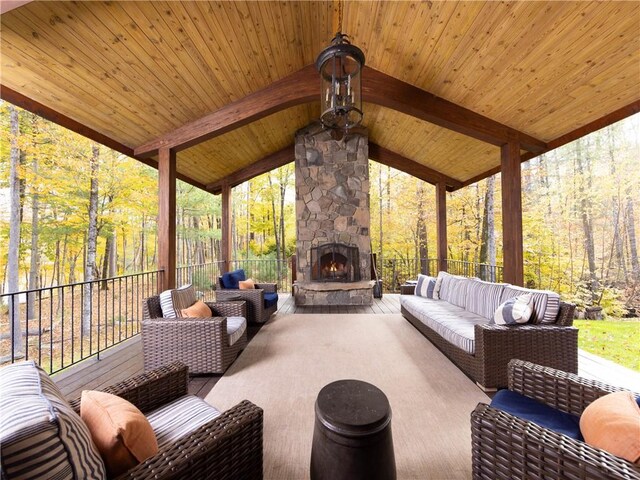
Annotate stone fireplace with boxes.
[294,123,373,305]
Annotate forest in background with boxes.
[2,101,639,315]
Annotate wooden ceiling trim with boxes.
[134,64,318,157]
[207,144,295,194]
[362,67,547,154]
[1,85,208,191]
[368,143,462,191]
[457,100,640,190]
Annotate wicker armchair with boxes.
[217,277,278,324]
[471,359,640,480]
[142,295,247,374]
[69,362,263,480]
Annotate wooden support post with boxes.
[436,182,448,272]
[220,182,232,274]
[501,141,524,286]
[157,147,176,291]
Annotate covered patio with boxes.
[2,1,640,479]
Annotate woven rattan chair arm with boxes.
[557,301,576,326]
[114,400,263,480]
[507,359,638,416]
[207,300,247,318]
[217,288,264,301]
[255,282,277,293]
[471,403,640,480]
[70,361,188,414]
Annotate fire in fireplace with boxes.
[310,243,360,282]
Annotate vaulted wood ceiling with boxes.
[2,1,639,192]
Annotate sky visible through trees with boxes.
[1,103,639,315]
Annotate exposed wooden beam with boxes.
[158,148,177,290]
[135,64,547,159]
[1,85,209,191]
[362,67,547,153]
[501,142,524,286]
[458,100,640,190]
[134,66,318,157]
[208,145,295,194]
[368,143,462,191]
[436,182,448,273]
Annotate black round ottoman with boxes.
[310,379,396,480]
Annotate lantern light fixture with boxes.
[315,31,365,131]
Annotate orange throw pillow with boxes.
[239,278,255,290]
[180,299,212,318]
[81,391,159,477]
[580,391,640,464]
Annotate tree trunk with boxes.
[416,181,429,274]
[82,144,100,336]
[575,139,599,301]
[28,128,40,319]
[479,175,496,281]
[7,105,23,354]
[626,196,640,280]
[101,231,115,289]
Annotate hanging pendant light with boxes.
[315,5,365,130]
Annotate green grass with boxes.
[574,318,640,372]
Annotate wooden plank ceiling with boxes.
[1,1,639,191]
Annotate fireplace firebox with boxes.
[310,243,360,282]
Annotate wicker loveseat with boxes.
[471,360,640,480]
[142,295,248,374]
[0,361,263,480]
[400,272,577,390]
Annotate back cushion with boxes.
[447,277,472,308]
[0,361,106,480]
[465,279,507,320]
[159,284,197,318]
[500,285,561,324]
[437,272,466,305]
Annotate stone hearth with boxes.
[294,123,371,306]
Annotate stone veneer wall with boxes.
[295,123,371,288]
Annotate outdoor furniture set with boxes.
[400,271,578,390]
[0,360,263,480]
[472,359,640,480]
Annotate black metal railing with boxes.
[177,261,224,301]
[231,258,292,293]
[0,270,162,374]
[373,257,503,292]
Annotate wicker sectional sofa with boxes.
[400,272,578,390]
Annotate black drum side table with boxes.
[310,379,396,480]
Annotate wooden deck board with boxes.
[52,294,640,399]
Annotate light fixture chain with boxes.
[338,0,343,34]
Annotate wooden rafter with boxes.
[458,100,640,190]
[368,143,462,191]
[134,65,547,159]
[207,145,295,194]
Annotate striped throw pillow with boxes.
[500,286,561,324]
[415,274,437,298]
[493,293,534,325]
[0,361,106,480]
[159,284,197,318]
[437,271,465,304]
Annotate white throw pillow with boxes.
[415,274,437,298]
[493,293,534,325]
[433,272,446,300]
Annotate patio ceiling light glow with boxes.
[315,32,365,130]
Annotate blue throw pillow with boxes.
[221,269,246,289]
[490,389,583,440]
